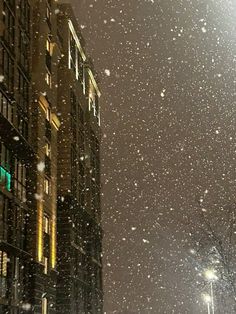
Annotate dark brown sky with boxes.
[66,0,236,313]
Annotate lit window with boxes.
[43,257,48,275]
[0,251,7,277]
[45,71,52,88]
[0,143,11,192]
[0,166,11,191]
[46,38,53,55]
[42,297,48,314]
[45,142,51,157]
[43,215,50,234]
[46,107,51,121]
[44,178,50,195]
[0,251,8,298]
[46,3,51,26]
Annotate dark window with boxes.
[79,160,85,209]
[12,206,27,250]
[18,31,30,71]
[45,50,52,73]
[18,71,29,112]
[90,132,100,215]
[45,155,51,177]
[78,52,84,84]
[45,118,51,141]
[78,103,84,126]
[17,111,28,139]
[2,49,14,91]
[70,90,77,144]
[71,145,77,196]
[14,159,26,201]
[0,194,9,241]
[70,89,77,117]
[0,92,13,123]
[3,1,15,49]
[19,0,30,33]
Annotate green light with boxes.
[0,166,11,191]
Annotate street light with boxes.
[204,269,218,314]
[204,269,218,281]
[202,293,211,314]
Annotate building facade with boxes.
[56,4,103,314]
[0,0,35,312]
[0,1,102,313]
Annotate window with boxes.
[12,257,19,301]
[69,32,76,74]
[45,71,52,87]
[78,103,84,127]
[68,29,84,83]
[45,37,52,80]
[18,71,29,111]
[46,38,53,55]
[19,30,30,71]
[46,2,51,28]
[89,79,99,121]
[19,0,30,33]
[43,256,48,275]
[0,194,8,240]
[2,49,14,91]
[0,92,13,123]
[44,178,50,195]
[14,159,26,201]
[0,143,11,191]
[0,251,8,298]
[71,146,77,196]
[17,112,28,139]
[0,167,11,192]
[43,215,50,234]
[79,160,85,209]
[46,107,51,121]
[45,142,51,157]
[70,89,77,118]
[3,1,15,48]
[42,297,48,314]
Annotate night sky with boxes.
[66,0,236,313]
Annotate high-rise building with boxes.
[0,1,102,313]
[56,4,103,314]
[0,0,35,312]
[30,0,61,313]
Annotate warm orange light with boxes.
[37,202,43,262]
[51,214,56,268]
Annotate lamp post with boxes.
[202,293,211,314]
[204,269,218,314]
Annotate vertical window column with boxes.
[0,251,8,298]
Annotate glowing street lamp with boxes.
[204,269,218,281]
[202,293,211,314]
[204,269,218,314]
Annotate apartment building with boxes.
[0,1,102,313]
[56,4,103,314]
